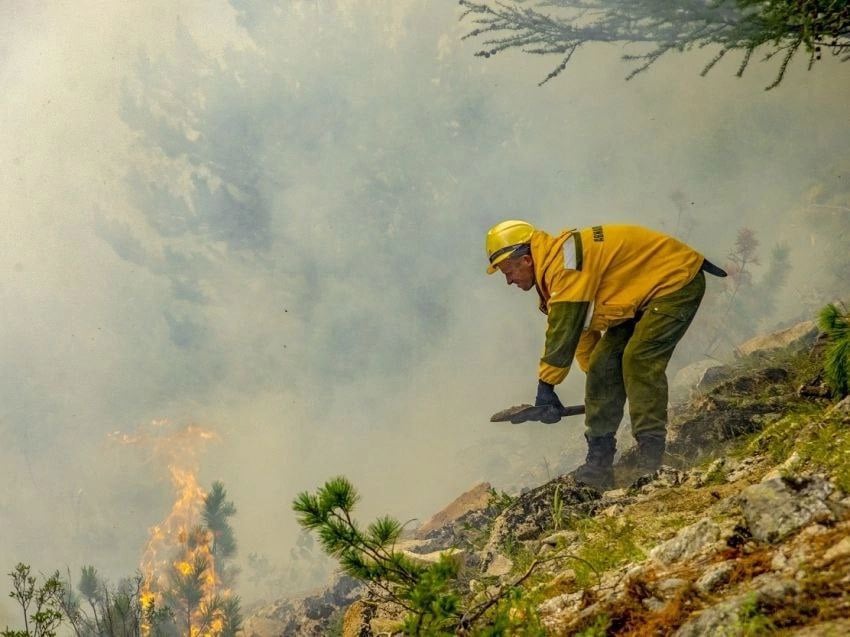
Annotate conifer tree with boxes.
[293,476,463,634]
[202,481,238,585]
[819,303,850,397]
[294,476,560,634]
[165,553,208,637]
[218,597,243,637]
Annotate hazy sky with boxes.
[2,0,848,611]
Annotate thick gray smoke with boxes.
[1,0,848,610]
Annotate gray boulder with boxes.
[671,359,731,400]
[676,575,799,637]
[695,561,734,594]
[735,320,818,358]
[738,475,835,543]
[649,518,722,565]
[480,475,600,569]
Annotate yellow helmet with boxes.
[485,220,535,274]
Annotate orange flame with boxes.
[112,420,230,636]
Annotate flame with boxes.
[113,420,232,636]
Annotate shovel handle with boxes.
[559,404,586,417]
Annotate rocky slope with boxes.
[246,322,850,635]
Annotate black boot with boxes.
[571,433,616,490]
[617,433,667,485]
[634,433,666,472]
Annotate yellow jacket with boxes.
[532,225,704,384]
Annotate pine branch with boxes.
[459,0,850,88]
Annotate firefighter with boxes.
[486,220,725,489]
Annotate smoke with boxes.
[1,0,848,611]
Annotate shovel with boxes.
[490,403,586,425]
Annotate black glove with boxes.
[535,380,564,411]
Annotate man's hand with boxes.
[535,380,565,411]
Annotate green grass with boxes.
[743,411,811,463]
[477,588,547,636]
[487,488,516,513]
[736,593,777,636]
[501,533,537,577]
[701,461,729,486]
[564,516,646,588]
[741,405,850,492]
[797,413,850,492]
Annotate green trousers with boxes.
[584,271,706,440]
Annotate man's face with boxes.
[497,254,535,291]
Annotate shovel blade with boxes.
[490,404,535,422]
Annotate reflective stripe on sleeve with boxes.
[563,235,577,270]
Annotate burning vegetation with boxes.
[118,421,243,637]
[1,421,242,637]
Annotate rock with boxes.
[600,504,624,517]
[514,520,541,541]
[416,482,493,536]
[539,530,579,548]
[751,573,800,603]
[828,396,850,416]
[697,365,735,393]
[484,553,513,577]
[671,359,731,399]
[342,600,372,637]
[549,569,577,588]
[667,401,769,462]
[393,538,433,554]
[838,496,850,519]
[759,367,792,383]
[736,320,818,358]
[725,456,763,483]
[739,475,835,543]
[676,576,798,637]
[481,474,600,569]
[695,561,734,593]
[798,376,832,398]
[369,617,402,635]
[771,550,790,573]
[823,536,850,564]
[713,368,790,396]
[244,575,364,636]
[601,487,629,499]
[414,502,500,557]
[628,466,687,494]
[536,591,584,616]
[656,577,690,598]
[402,548,465,569]
[674,594,745,637]
[649,518,722,565]
[642,596,666,612]
[625,564,648,581]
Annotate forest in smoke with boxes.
[1,0,848,629]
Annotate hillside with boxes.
[245,319,850,636]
